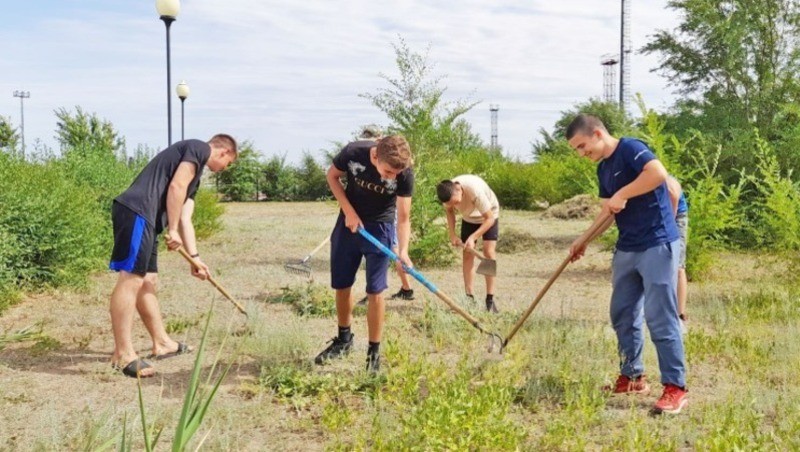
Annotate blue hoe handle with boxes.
[356,226,438,293]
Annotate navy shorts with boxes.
[460,218,499,242]
[330,214,394,294]
[109,201,158,275]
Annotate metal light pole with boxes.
[156,0,180,145]
[12,90,30,158]
[176,80,190,141]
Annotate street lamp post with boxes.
[176,80,190,141]
[12,90,30,158]
[156,0,180,145]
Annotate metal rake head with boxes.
[486,332,504,354]
[283,261,312,277]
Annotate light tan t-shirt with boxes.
[452,175,500,224]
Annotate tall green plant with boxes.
[360,38,483,267]
[749,131,800,250]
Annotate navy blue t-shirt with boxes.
[332,140,414,223]
[598,137,679,251]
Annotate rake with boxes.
[284,236,330,277]
[500,213,613,352]
[358,227,503,352]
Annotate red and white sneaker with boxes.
[652,384,688,415]
[603,374,651,395]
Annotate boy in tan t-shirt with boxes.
[436,175,500,312]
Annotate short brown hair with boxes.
[208,133,238,155]
[565,114,607,140]
[375,135,413,170]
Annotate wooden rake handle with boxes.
[501,213,613,350]
[175,246,248,317]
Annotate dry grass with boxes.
[0,202,797,450]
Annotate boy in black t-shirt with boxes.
[109,134,237,378]
[315,135,414,373]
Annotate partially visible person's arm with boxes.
[666,177,682,217]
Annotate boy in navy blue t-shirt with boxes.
[566,114,687,415]
[315,135,414,373]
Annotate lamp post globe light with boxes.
[156,0,180,145]
[176,80,190,141]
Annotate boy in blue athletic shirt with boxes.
[566,114,687,415]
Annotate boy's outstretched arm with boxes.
[396,196,413,268]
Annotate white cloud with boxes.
[0,0,680,162]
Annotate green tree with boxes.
[215,142,262,201]
[295,152,330,201]
[262,153,299,201]
[360,38,484,266]
[55,107,125,155]
[0,116,19,153]
[642,0,800,139]
[533,98,632,156]
[360,37,481,154]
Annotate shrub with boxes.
[0,155,108,290]
[192,188,225,239]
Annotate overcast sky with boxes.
[1,1,680,163]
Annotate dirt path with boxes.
[0,202,727,449]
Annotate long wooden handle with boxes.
[302,236,330,263]
[175,247,248,317]
[502,213,612,348]
[464,246,489,261]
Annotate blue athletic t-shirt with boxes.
[598,137,679,252]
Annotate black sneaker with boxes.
[366,353,380,374]
[486,300,499,313]
[314,335,354,365]
[389,288,415,300]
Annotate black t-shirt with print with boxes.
[332,140,414,223]
[115,139,210,232]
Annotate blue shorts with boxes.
[330,214,394,294]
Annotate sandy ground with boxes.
[0,201,752,450]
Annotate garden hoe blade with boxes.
[284,236,330,278]
[465,247,496,276]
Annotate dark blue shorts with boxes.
[330,214,394,294]
[109,201,158,275]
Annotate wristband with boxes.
[190,253,200,258]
